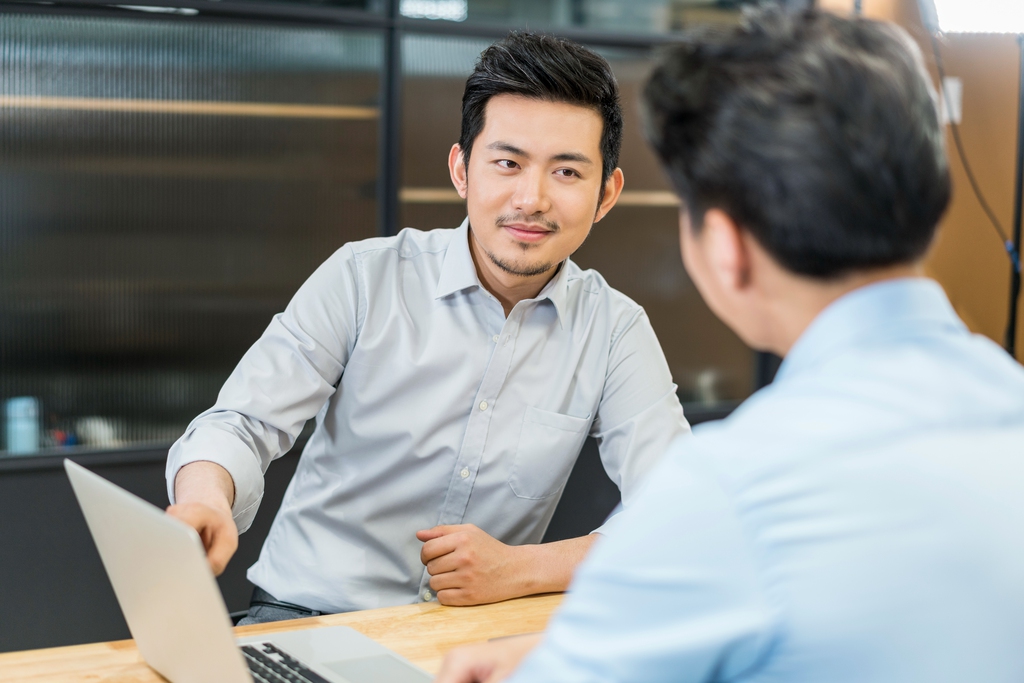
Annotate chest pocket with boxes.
[509,406,592,500]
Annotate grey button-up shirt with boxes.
[166,220,689,613]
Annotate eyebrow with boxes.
[485,141,595,166]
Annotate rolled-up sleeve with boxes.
[590,309,690,534]
[165,244,363,532]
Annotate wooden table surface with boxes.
[0,593,562,682]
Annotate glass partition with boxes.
[400,0,755,33]
[0,0,768,460]
[398,33,753,410]
[0,15,382,456]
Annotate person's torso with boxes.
[250,226,646,612]
[714,320,1024,681]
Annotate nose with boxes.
[511,167,552,217]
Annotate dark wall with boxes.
[0,404,731,653]
[0,449,300,652]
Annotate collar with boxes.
[775,277,967,384]
[434,219,480,299]
[434,217,571,328]
[534,259,571,328]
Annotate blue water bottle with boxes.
[5,396,40,455]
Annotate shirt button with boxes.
[460,467,470,479]
[479,401,488,411]
[422,590,433,602]
[492,334,500,343]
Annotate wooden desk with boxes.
[0,594,562,682]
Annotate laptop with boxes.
[64,459,432,683]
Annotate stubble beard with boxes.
[484,212,559,277]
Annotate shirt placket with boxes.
[417,308,523,601]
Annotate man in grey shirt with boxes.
[165,32,689,622]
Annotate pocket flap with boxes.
[522,405,591,433]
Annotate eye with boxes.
[555,168,580,178]
[496,159,519,170]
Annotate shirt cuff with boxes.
[165,426,266,533]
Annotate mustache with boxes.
[495,213,559,232]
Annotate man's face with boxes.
[450,94,620,282]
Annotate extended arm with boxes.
[164,245,363,570]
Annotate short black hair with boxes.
[460,31,623,184]
[642,8,951,278]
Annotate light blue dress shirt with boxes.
[510,278,1024,683]
[165,221,689,612]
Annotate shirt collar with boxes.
[434,217,571,328]
[775,277,968,384]
[534,259,571,328]
[434,219,480,300]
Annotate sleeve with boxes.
[590,309,690,534]
[165,243,363,532]
[507,438,777,683]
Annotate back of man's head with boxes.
[460,31,623,184]
[643,8,951,279]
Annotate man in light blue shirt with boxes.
[164,33,689,620]
[436,9,1024,682]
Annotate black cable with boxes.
[924,25,1022,275]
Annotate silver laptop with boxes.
[64,459,432,683]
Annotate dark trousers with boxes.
[235,586,325,626]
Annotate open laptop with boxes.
[64,459,432,683]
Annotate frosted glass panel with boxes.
[0,15,382,456]
[402,0,757,33]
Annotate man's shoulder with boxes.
[345,226,456,262]
[563,260,646,328]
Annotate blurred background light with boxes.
[929,0,1024,34]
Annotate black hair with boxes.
[642,8,951,278]
[460,31,623,185]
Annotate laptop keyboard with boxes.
[242,642,332,683]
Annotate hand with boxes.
[417,524,529,606]
[434,634,542,683]
[166,501,238,576]
[169,460,239,576]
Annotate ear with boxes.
[594,167,625,223]
[448,144,468,199]
[702,208,753,294]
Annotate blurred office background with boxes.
[3,0,1016,653]
[0,2,766,465]
[0,0,780,651]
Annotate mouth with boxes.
[502,223,554,243]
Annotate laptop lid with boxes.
[64,459,251,683]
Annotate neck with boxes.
[760,262,924,357]
[468,229,559,317]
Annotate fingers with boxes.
[416,526,445,542]
[435,638,535,683]
[426,550,461,576]
[166,503,238,576]
[429,570,464,593]
[420,533,461,565]
[434,644,495,683]
[435,588,472,607]
[417,523,473,542]
[205,522,239,576]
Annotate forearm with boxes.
[174,460,236,511]
[515,534,599,595]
